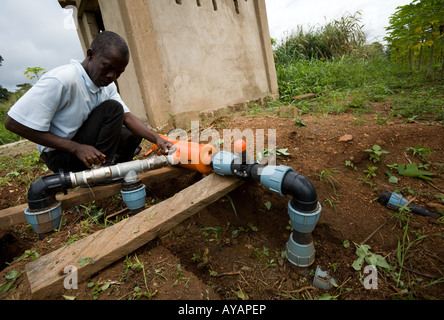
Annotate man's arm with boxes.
[4,116,106,169]
[123,112,173,154]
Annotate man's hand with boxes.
[72,143,107,168]
[156,137,176,155]
[5,116,106,169]
[123,113,177,155]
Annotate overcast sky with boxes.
[0,0,411,92]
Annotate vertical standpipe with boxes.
[259,165,321,267]
[211,151,321,267]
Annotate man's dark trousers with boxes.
[42,99,142,173]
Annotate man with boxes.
[5,31,172,174]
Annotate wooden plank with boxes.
[291,93,316,101]
[0,204,29,228]
[25,173,243,299]
[0,166,186,230]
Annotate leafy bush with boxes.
[274,11,366,66]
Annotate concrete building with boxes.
[58,0,278,129]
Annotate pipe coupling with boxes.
[211,151,238,176]
[259,165,294,196]
[70,155,173,187]
[288,202,322,233]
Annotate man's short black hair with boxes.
[91,31,129,59]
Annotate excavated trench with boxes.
[0,230,32,272]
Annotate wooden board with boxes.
[291,93,316,101]
[0,204,29,228]
[25,173,243,299]
[0,166,185,230]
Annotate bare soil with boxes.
[0,102,443,302]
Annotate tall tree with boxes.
[385,0,443,73]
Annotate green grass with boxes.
[278,55,386,99]
[272,12,444,122]
[274,55,444,121]
[0,148,48,187]
[389,77,444,121]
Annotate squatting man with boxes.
[5,31,173,178]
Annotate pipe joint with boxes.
[70,156,172,187]
[25,155,171,234]
[282,171,318,212]
[286,236,316,267]
[288,201,322,233]
[210,151,238,176]
[257,165,318,212]
[285,202,321,268]
[259,165,294,196]
[27,169,71,211]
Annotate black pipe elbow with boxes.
[249,164,318,212]
[282,171,318,212]
[27,170,71,211]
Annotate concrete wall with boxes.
[59,0,278,128]
[97,0,148,124]
[147,0,275,116]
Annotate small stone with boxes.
[338,134,353,142]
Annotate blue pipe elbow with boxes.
[211,155,319,212]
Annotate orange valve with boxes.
[234,139,248,163]
[234,139,247,153]
[149,135,216,175]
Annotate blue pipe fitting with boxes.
[210,150,321,268]
[386,192,408,211]
[24,200,62,234]
[285,202,321,267]
[378,190,437,217]
[286,237,315,267]
[121,185,146,210]
[288,201,322,233]
[211,151,238,176]
[259,165,294,196]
